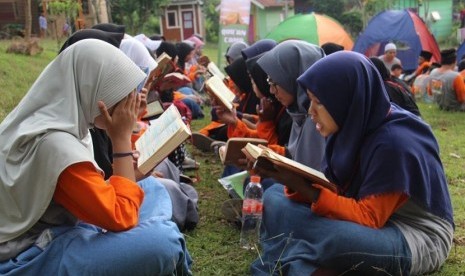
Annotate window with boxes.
[167,11,178,28]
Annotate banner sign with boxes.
[217,0,251,69]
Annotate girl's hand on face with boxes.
[98,91,141,143]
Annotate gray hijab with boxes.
[257,40,326,170]
[0,39,145,242]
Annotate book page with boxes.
[135,104,191,174]
[260,149,329,182]
[207,62,225,80]
[222,138,267,165]
[143,100,164,119]
[205,75,235,111]
[244,143,335,191]
[242,143,264,160]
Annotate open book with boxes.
[242,143,338,192]
[142,100,164,120]
[135,104,192,174]
[207,62,225,80]
[205,75,236,111]
[159,72,191,91]
[146,52,176,91]
[219,137,268,166]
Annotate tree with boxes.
[307,0,345,21]
[6,0,42,55]
[48,0,80,48]
[204,0,220,43]
[109,0,169,34]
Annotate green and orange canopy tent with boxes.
[265,13,354,51]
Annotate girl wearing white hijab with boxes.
[0,39,191,275]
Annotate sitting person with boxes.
[251,51,454,275]
[428,48,465,111]
[256,40,326,170]
[0,39,191,275]
[370,57,421,117]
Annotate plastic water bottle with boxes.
[240,175,263,250]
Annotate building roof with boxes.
[252,0,294,9]
[168,0,203,5]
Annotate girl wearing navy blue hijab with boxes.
[251,51,453,275]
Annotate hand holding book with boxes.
[242,143,338,194]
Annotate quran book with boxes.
[219,137,268,166]
[147,53,175,91]
[242,143,338,192]
[207,62,226,80]
[136,104,192,174]
[159,72,192,91]
[205,75,236,111]
[142,100,164,120]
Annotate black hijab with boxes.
[156,41,178,61]
[224,57,260,114]
[92,23,125,34]
[59,29,124,53]
[175,42,195,71]
[370,57,421,116]
[247,54,292,146]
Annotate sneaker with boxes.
[182,156,200,170]
[210,141,226,157]
[191,132,215,152]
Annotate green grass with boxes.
[1,39,465,275]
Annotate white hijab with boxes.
[0,39,146,242]
[120,38,158,73]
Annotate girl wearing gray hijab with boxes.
[0,39,191,275]
[256,40,326,171]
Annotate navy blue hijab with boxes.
[298,51,453,225]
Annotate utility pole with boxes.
[284,0,289,19]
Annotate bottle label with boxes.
[242,199,263,215]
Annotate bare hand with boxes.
[258,163,318,201]
[215,106,237,125]
[98,91,140,144]
[257,97,276,121]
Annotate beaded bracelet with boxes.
[112,151,139,159]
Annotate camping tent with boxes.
[457,41,465,62]
[265,13,353,51]
[353,9,440,72]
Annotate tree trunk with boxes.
[24,0,32,41]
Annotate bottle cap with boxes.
[250,175,261,183]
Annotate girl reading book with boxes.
[0,40,191,275]
[251,51,453,275]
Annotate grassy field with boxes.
[0,39,464,275]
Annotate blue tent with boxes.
[457,41,465,62]
[353,9,440,72]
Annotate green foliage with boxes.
[339,10,364,37]
[110,0,169,35]
[203,0,220,43]
[364,0,395,18]
[48,0,80,20]
[307,0,345,21]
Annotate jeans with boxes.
[1,177,192,276]
[181,98,204,119]
[251,184,411,275]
